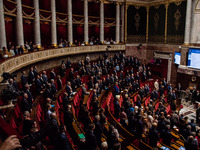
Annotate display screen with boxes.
[174,52,181,65]
[188,48,200,69]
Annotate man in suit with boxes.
[57,75,62,91]
[51,79,57,96]
[69,68,74,81]
[114,96,120,119]
[42,71,48,85]
[50,68,56,80]
[28,67,35,84]
[55,124,71,150]
[21,71,28,89]
[94,115,103,147]
[135,72,140,81]
[148,123,159,148]
[85,123,97,150]
[64,105,73,129]
[44,83,53,99]
[66,81,73,98]
[21,93,31,113]
[142,70,147,82]
[88,76,94,89]
[33,66,38,79]
[76,75,82,88]
[82,83,89,99]
[144,83,150,95]
[113,82,120,95]
[196,90,200,102]
[24,84,34,107]
[162,125,172,146]
[66,58,71,68]
[36,75,43,94]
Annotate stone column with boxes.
[164,3,169,44]
[16,0,24,46]
[115,2,120,43]
[0,0,7,49]
[34,0,41,48]
[184,0,192,45]
[84,0,89,44]
[68,0,73,44]
[51,0,57,47]
[146,6,149,43]
[121,3,124,43]
[100,0,104,43]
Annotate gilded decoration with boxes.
[135,5,141,9]
[134,13,140,32]
[175,1,182,6]
[4,17,12,23]
[154,5,160,9]
[174,9,181,31]
[154,13,159,32]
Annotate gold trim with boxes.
[146,7,149,43]
[51,44,58,48]
[184,43,190,46]
[164,3,169,44]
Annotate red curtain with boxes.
[73,0,83,15]
[104,3,116,18]
[104,26,115,40]
[89,25,100,40]
[5,18,15,45]
[57,24,67,42]
[23,20,34,43]
[56,0,67,13]
[22,0,33,6]
[88,2,100,17]
[41,22,51,47]
[73,25,84,42]
[39,0,50,11]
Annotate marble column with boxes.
[16,0,24,46]
[115,2,120,43]
[0,0,7,49]
[34,0,41,48]
[84,0,89,44]
[51,0,57,47]
[184,0,192,45]
[100,0,104,43]
[121,3,124,43]
[68,0,73,44]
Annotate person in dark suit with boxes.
[69,68,74,81]
[148,123,159,148]
[24,84,34,107]
[42,71,48,85]
[113,82,120,95]
[176,83,181,98]
[66,82,72,97]
[35,75,43,94]
[76,75,82,88]
[184,136,198,150]
[88,77,94,89]
[162,125,172,146]
[21,93,31,113]
[66,58,71,68]
[57,75,63,91]
[94,115,103,147]
[60,64,66,78]
[33,66,38,79]
[55,124,71,150]
[114,96,120,119]
[135,72,140,81]
[44,83,53,99]
[64,105,73,129]
[28,67,35,84]
[50,68,56,80]
[21,71,28,89]
[142,70,147,82]
[51,79,57,96]
[188,119,196,132]
[196,90,200,102]
[13,76,19,92]
[85,123,97,150]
